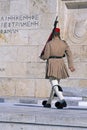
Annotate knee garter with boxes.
[53,85,63,92]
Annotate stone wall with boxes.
[58,0,87,97]
[0,0,87,98]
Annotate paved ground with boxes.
[0,98,87,130]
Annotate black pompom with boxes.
[42,100,47,105]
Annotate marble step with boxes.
[1,96,87,107]
[79,101,87,107]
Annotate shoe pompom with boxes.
[55,101,63,109]
[42,100,47,106]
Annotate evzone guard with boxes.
[40,17,75,109]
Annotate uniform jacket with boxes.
[40,37,74,79]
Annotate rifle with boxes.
[40,16,58,57]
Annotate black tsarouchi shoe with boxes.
[44,103,51,108]
[55,100,67,109]
[42,100,51,108]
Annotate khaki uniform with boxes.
[40,37,74,79]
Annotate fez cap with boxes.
[54,28,60,32]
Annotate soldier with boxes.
[40,28,75,109]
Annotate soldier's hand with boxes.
[69,67,75,72]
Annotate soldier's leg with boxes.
[50,79,64,100]
[42,78,58,108]
[46,87,54,104]
[50,78,67,109]
[42,89,54,108]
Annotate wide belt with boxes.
[49,54,65,59]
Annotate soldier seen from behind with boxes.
[40,18,75,109]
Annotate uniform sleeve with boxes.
[40,43,50,60]
[65,43,74,68]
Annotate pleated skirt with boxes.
[45,59,69,79]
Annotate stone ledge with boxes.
[0,96,83,107]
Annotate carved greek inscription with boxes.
[0,14,39,34]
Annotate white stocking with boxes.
[49,77,64,101]
[53,85,64,100]
[47,88,54,104]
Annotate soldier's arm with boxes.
[40,43,50,60]
[65,43,75,72]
